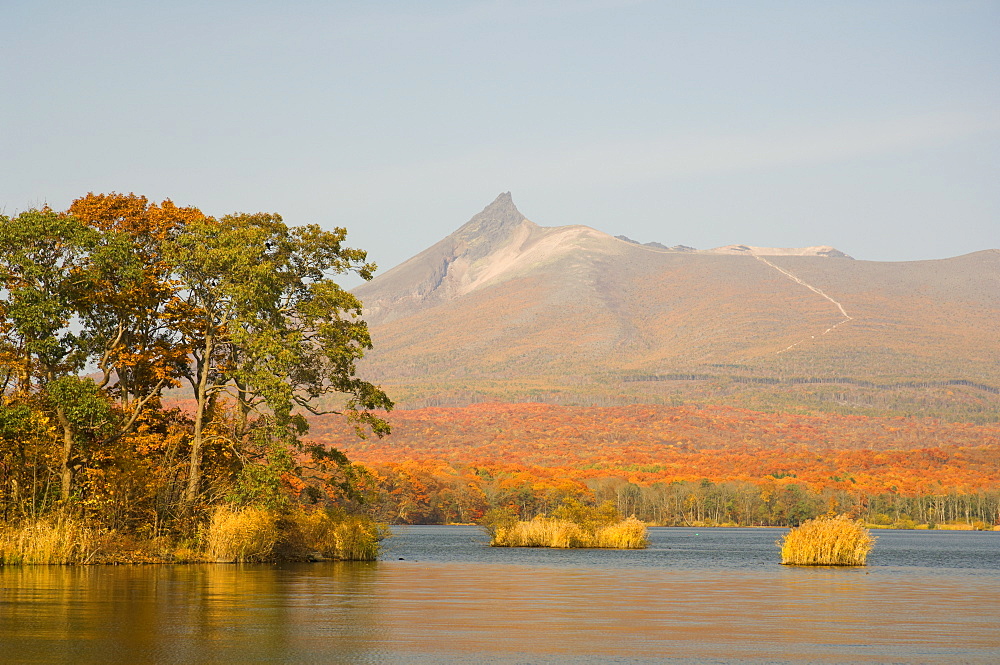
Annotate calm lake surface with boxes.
[2,526,999,663]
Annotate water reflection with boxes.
[2,527,998,663]
[1,563,384,664]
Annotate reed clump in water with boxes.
[594,516,648,549]
[485,500,648,549]
[0,514,100,565]
[779,514,876,566]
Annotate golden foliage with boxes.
[779,514,876,566]
[291,509,388,561]
[594,516,648,548]
[205,506,387,563]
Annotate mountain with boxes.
[357,192,613,325]
[354,194,1000,418]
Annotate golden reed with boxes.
[0,515,99,565]
[205,506,387,562]
[490,515,648,549]
[779,514,876,566]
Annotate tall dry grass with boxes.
[292,510,387,561]
[205,506,387,562]
[594,517,648,549]
[205,506,280,562]
[779,514,876,566]
[1,506,387,565]
[0,515,101,565]
[490,515,648,549]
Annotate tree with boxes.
[0,208,96,501]
[69,193,201,437]
[165,212,392,507]
[1,194,393,536]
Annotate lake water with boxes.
[2,526,998,663]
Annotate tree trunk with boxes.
[184,334,213,506]
[55,404,75,503]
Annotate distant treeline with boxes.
[359,465,1000,530]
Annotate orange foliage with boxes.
[303,403,1000,523]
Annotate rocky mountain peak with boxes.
[452,192,529,261]
[354,193,534,324]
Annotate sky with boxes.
[2,0,998,280]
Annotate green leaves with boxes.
[45,376,114,442]
[170,210,392,436]
[0,208,96,382]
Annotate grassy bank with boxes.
[863,521,996,531]
[0,508,388,565]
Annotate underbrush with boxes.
[779,514,876,566]
[0,515,99,565]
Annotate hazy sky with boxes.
[3,0,998,277]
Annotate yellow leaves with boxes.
[69,192,209,242]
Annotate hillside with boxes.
[309,403,1000,526]
[354,194,1000,419]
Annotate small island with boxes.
[483,499,649,549]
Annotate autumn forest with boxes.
[315,402,1000,529]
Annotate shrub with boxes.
[205,506,387,562]
[480,506,519,540]
[292,509,387,561]
[326,515,387,560]
[779,514,876,566]
[869,513,892,526]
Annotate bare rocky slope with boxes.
[353,194,1000,418]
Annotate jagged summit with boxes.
[450,192,529,263]
[458,192,523,233]
[353,194,1000,410]
[354,193,535,324]
[355,193,616,324]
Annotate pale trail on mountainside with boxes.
[754,255,854,353]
